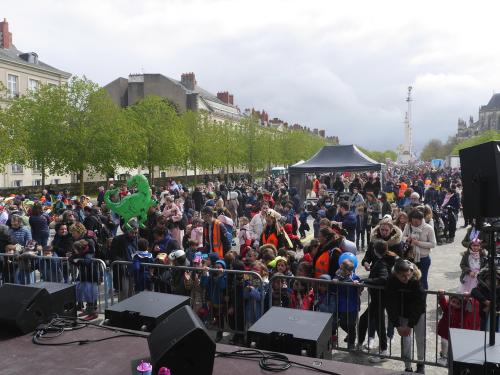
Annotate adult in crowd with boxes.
[440,185,460,243]
[402,209,436,290]
[201,206,231,259]
[385,258,426,374]
[29,203,50,247]
[333,201,357,242]
[260,212,286,250]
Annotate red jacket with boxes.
[437,295,480,339]
[289,288,314,310]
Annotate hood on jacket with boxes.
[371,224,402,247]
[391,260,422,281]
[215,259,226,269]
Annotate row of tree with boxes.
[0,77,329,193]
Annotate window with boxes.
[7,74,18,98]
[32,162,41,174]
[12,180,22,187]
[52,179,60,185]
[28,79,39,92]
[160,172,166,178]
[33,179,42,186]
[11,164,23,173]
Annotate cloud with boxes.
[3,0,500,153]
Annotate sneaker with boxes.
[369,350,388,363]
[363,337,375,351]
[437,356,448,366]
[82,313,98,321]
[416,364,425,374]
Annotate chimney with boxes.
[181,72,197,90]
[217,91,229,104]
[0,18,12,49]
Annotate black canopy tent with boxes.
[288,145,384,203]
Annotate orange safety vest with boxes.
[398,182,408,199]
[205,219,224,259]
[261,231,279,248]
[314,250,330,278]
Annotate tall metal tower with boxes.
[405,86,413,159]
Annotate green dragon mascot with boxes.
[104,174,155,230]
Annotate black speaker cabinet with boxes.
[31,282,77,318]
[0,283,51,334]
[105,291,190,332]
[247,306,333,358]
[450,328,500,374]
[148,305,215,375]
[460,141,500,218]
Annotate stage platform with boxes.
[0,326,402,375]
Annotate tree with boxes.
[52,76,127,194]
[6,84,67,185]
[420,136,459,161]
[127,95,187,185]
[357,146,397,162]
[452,130,500,155]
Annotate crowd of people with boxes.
[0,167,499,373]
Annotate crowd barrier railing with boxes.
[267,274,487,368]
[0,253,109,313]
[110,260,264,336]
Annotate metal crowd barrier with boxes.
[0,253,109,313]
[267,274,486,368]
[109,260,265,336]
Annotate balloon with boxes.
[338,252,358,270]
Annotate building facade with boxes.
[456,93,500,141]
[0,19,72,188]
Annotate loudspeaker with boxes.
[0,283,51,334]
[30,282,77,318]
[105,291,190,332]
[148,305,215,375]
[459,141,500,218]
[450,328,500,374]
[247,306,333,358]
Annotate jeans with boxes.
[400,315,426,369]
[416,256,431,290]
[334,312,358,346]
[358,296,387,351]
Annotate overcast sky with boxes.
[4,0,500,152]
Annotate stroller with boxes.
[432,205,445,245]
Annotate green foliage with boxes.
[357,146,397,162]
[420,136,459,161]
[451,130,500,155]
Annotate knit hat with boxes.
[208,252,219,264]
[331,223,348,237]
[379,216,393,227]
[215,259,226,269]
[169,249,186,261]
[319,274,331,281]
[268,256,287,269]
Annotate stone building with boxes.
[105,72,242,122]
[456,93,500,141]
[0,19,71,188]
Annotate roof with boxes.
[482,93,500,111]
[0,45,70,78]
[288,144,383,173]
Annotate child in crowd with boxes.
[314,274,336,313]
[459,238,487,293]
[284,223,303,250]
[185,253,205,317]
[185,239,199,264]
[437,290,481,366]
[355,203,367,250]
[201,259,227,342]
[150,253,171,293]
[238,217,252,254]
[2,244,17,284]
[132,238,153,292]
[190,218,204,249]
[471,267,500,332]
[298,208,310,239]
[266,272,290,309]
[38,246,63,283]
[244,260,269,326]
[333,259,360,349]
[71,239,99,320]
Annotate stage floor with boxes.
[0,325,401,375]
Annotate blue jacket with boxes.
[334,273,360,313]
[315,291,336,313]
[201,273,227,306]
[244,282,268,325]
[334,211,356,242]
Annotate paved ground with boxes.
[331,217,468,374]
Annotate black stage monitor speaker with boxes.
[105,291,190,332]
[148,305,215,375]
[459,141,500,218]
[247,306,333,358]
[31,282,77,318]
[450,328,500,374]
[0,283,51,334]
